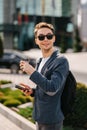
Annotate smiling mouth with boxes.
[42,43,49,46]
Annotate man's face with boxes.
[35,27,55,51]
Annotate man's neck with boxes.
[41,47,55,58]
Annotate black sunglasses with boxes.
[37,34,54,41]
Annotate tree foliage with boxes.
[0,36,3,58]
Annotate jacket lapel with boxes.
[41,50,59,75]
[36,58,42,70]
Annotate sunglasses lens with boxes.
[47,34,53,40]
[38,35,45,41]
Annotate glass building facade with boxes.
[0,0,3,24]
[0,0,77,50]
[16,0,62,17]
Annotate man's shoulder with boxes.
[56,53,69,63]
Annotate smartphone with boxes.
[15,85,29,91]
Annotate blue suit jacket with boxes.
[30,50,69,124]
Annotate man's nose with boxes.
[44,36,48,40]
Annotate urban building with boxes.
[0,0,87,51]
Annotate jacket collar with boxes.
[36,50,59,73]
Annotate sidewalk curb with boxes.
[0,103,36,130]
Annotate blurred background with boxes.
[0,1,87,130]
[0,0,87,53]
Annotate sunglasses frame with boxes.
[37,34,54,41]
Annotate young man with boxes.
[20,22,69,130]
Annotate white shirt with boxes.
[38,57,50,73]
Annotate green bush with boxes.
[18,107,35,123]
[0,36,3,58]
[0,87,12,95]
[63,126,73,130]
[8,89,30,103]
[73,27,82,52]
[26,95,34,103]
[0,96,12,103]
[15,95,27,103]
[64,83,87,129]
[0,92,4,96]
[18,107,33,118]
[3,99,21,107]
[0,87,31,106]
[8,89,23,97]
[0,80,12,84]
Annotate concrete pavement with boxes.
[0,103,36,130]
[64,52,87,74]
[0,113,23,130]
[0,72,36,88]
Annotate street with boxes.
[0,69,36,88]
[73,71,87,85]
[0,69,87,87]
[0,50,87,86]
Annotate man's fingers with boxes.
[20,83,29,88]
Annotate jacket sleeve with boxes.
[30,57,69,96]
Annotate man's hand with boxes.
[20,83,33,96]
[20,60,35,75]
